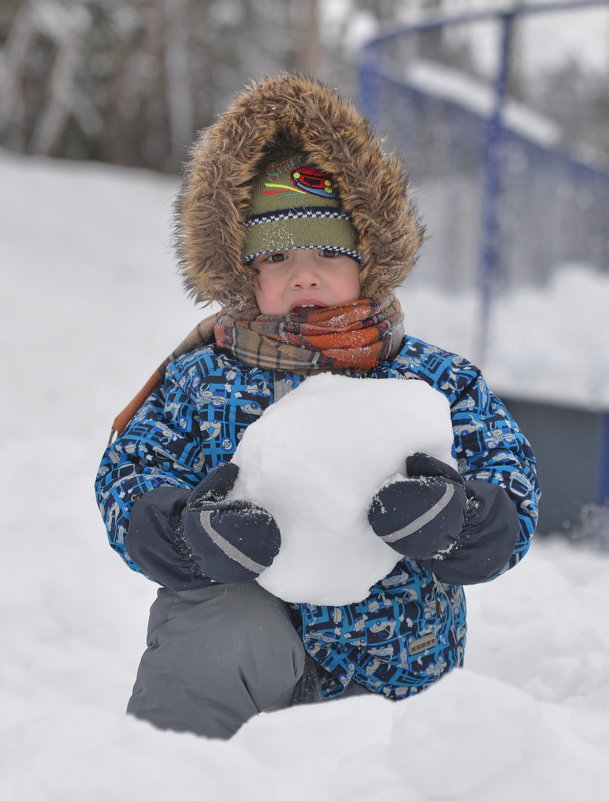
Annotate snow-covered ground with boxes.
[2,150,609,800]
[396,264,609,409]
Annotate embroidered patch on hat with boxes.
[291,166,337,198]
[263,162,337,199]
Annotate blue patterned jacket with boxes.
[95,335,539,699]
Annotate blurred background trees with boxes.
[0,0,407,171]
[1,0,608,172]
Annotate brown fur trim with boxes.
[175,73,424,312]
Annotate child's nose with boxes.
[291,256,321,288]
[292,270,321,288]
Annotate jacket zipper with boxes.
[432,572,448,616]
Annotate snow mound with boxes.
[231,373,456,604]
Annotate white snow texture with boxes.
[232,373,455,604]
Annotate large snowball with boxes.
[231,374,456,605]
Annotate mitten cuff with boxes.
[126,486,213,591]
[425,481,520,585]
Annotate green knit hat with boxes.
[243,151,361,264]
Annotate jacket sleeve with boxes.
[94,359,211,584]
[424,366,540,585]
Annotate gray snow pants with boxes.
[127,582,368,739]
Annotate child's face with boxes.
[253,248,361,315]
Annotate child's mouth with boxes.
[290,302,326,312]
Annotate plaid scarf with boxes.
[215,296,404,372]
[110,296,403,440]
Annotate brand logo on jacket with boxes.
[409,633,437,655]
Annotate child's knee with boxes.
[192,583,307,695]
[152,582,301,657]
[129,581,305,736]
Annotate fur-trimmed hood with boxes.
[175,73,423,313]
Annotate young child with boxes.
[95,73,540,739]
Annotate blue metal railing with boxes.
[358,1,609,349]
[358,0,609,519]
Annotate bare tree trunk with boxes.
[30,35,80,154]
[106,0,167,167]
[294,0,320,76]
[1,3,36,150]
[163,0,193,165]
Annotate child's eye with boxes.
[319,249,338,258]
[266,252,288,263]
